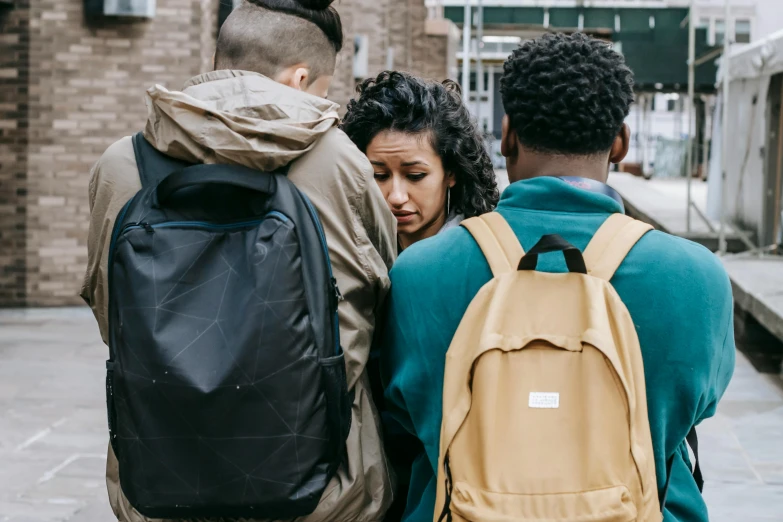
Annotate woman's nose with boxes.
[388,179,408,207]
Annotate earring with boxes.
[446,187,451,217]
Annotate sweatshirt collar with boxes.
[498,176,624,215]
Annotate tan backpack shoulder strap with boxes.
[480,213,525,268]
[583,214,653,281]
[462,213,524,277]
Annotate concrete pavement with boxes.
[0,308,113,522]
[1,308,782,520]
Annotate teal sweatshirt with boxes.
[381,177,735,522]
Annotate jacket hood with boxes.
[143,70,340,171]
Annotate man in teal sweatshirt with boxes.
[381,33,735,522]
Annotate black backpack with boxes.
[104,133,351,519]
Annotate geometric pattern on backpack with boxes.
[105,134,350,519]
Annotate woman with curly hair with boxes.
[342,71,499,250]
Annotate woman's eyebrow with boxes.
[370,160,386,166]
[401,160,429,167]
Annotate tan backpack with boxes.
[434,212,662,522]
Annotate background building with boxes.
[433,0,783,174]
[0,0,457,307]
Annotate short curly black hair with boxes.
[501,32,634,156]
[341,71,499,218]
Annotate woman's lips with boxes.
[393,211,416,224]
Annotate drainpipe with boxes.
[476,0,483,129]
[686,1,696,232]
[461,1,471,103]
[718,0,731,254]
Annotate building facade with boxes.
[0,0,455,307]
[433,0,783,174]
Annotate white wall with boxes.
[753,0,783,41]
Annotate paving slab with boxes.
[609,173,783,354]
[699,350,783,519]
[722,256,783,345]
[608,172,747,252]
[1,308,783,521]
[0,308,114,522]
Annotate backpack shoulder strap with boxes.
[660,427,704,509]
[583,214,653,281]
[132,132,192,188]
[461,213,525,277]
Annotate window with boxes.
[697,17,710,29]
[736,19,751,44]
[99,0,155,17]
[664,94,680,113]
[353,35,369,79]
[715,18,725,46]
[469,72,490,93]
[483,36,521,54]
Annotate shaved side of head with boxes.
[214,1,339,83]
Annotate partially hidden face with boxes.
[305,74,332,99]
[366,130,455,244]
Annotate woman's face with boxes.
[366,130,455,249]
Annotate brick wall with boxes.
[0,0,217,307]
[0,1,30,306]
[329,0,455,114]
[0,0,449,307]
[421,18,460,84]
[23,0,218,305]
[327,0,357,115]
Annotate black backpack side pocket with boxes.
[320,353,352,473]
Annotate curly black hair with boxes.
[500,32,634,156]
[341,71,499,218]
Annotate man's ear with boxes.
[609,123,631,164]
[275,65,311,92]
[290,67,310,92]
[501,115,518,160]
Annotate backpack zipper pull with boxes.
[331,277,344,303]
[141,223,155,234]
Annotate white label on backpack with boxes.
[529,392,560,409]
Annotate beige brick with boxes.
[67,78,92,88]
[106,39,132,48]
[0,34,20,45]
[69,44,91,54]
[38,196,66,206]
[41,11,67,21]
[52,120,78,130]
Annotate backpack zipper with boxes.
[119,211,289,236]
[301,194,342,356]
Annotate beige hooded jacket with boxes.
[80,70,397,522]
